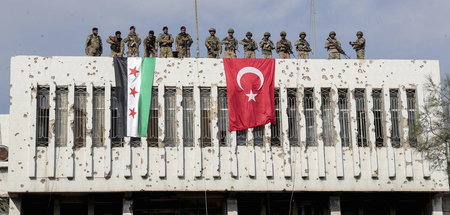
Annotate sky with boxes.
[0,0,449,114]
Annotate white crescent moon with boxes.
[236,67,265,91]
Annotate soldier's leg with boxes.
[160,48,167,58]
[167,48,173,58]
[223,51,230,58]
[244,51,249,58]
[357,50,365,59]
[110,52,115,57]
[280,53,290,59]
[250,52,255,59]
[127,50,132,57]
[134,48,139,57]
[178,49,184,59]
[186,49,190,58]
[231,52,237,58]
[333,52,340,59]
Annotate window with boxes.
[130,137,141,147]
[271,89,281,146]
[338,89,350,147]
[111,88,123,147]
[304,88,315,146]
[182,88,194,147]
[390,89,401,147]
[74,87,87,148]
[164,88,176,147]
[147,87,158,147]
[253,126,264,146]
[355,89,368,147]
[200,88,211,147]
[237,129,247,146]
[55,87,68,147]
[287,88,298,146]
[321,88,333,146]
[406,89,417,146]
[36,86,50,147]
[218,88,229,146]
[92,87,105,147]
[372,89,384,146]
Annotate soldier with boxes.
[349,31,366,59]
[85,27,102,56]
[123,26,142,57]
[276,31,293,59]
[294,32,312,59]
[221,28,239,58]
[157,26,174,58]
[205,28,222,58]
[259,32,275,59]
[144,30,158,57]
[324,31,341,59]
[175,26,193,58]
[106,31,124,57]
[239,32,258,59]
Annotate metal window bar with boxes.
[218,88,229,146]
[253,126,264,146]
[271,89,281,146]
[200,88,212,147]
[321,88,333,146]
[110,87,124,147]
[355,89,368,147]
[406,89,417,146]
[338,89,350,147]
[182,88,194,147]
[304,88,315,146]
[390,89,401,147]
[236,129,247,146]
[164,88,176,147]
[130,137,141,147]
[287,88,298,146]
[55,87,68,147]
[74,87,87,148]
[92,87,105,147]
[36,86,50,147]
[147,87,158,147]
[372,89,384,147]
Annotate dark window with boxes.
[36,86,50,147]
[406,89,417,146]
[271,89,281,146]
[218,88,228,146]
[200,88,211,147]
[287,88,298,146]
[390,89,401,147]
[338,89,350,147]
[253,126,264,146]
[321,88,333,146]
[74,87,87,148]
[147,87,158,147]
[164,88,176,146]
[372,89,384,147]
[55,87,68,147]
[304,88,315,146]
[111,87,124,147]
[130,137,141,147]
[182,88,194,147]
[355,89,368,147]
[237,129,247,146]
[92,87,105,147]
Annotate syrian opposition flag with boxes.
[224,59,276,131]
[113,57,155,137]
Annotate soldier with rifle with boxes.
[221,28,239,58]
[157,26,174,58]
[106,31,123,57]
[85,27,102,56]
[144,30,157,57]
[325,31,349,59]
[239,32,258,59]
[276,31,294,59]
[260,32,275,58]
[205,28,222,58]
[123,26,142,57]
[349,31,366,59]
[294,32,312,59]
[175,26,193,58]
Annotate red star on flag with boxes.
[129,108,137,118]
[130,87,139,97]
[129,67,140,77]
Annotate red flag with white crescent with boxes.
[224,58,276,131]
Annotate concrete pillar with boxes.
[123,193,133,215]
[432,194,443,215]
[330,196,341,215]
[9,197,22,215]
[227,198,238,215]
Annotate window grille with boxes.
[182,88,194,147]
[271,89,281,146]
[200,88,211,147]
[338,89,350,147]
[92,87,105,147]
[406,89,417,146]
[253,126,264,146]
[237,129,247,146]
[164,88,176,147]
[147,87,158,147]
[321,88,333,146]
[355,89,368,147]
[304,88,315,146]
[110,88,123,147]
[55,87,68,147]
[372,89,384,147]
[287,88,298,146]
[74,87,87,148]
[390,89,401,147]
[130,137,141,147]
[218,88,228,146]
[36,86,50,147]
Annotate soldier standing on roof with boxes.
[239,32,258,59]
[85,27,102,56]
[349,31,366,59]
[294,32,312,59]
[222,28,239,59]
[276,31,293,59]
[260,32,275,59]
[144,30,158,57]
[175,26,193,58]
[324,31,341,59]
[157,26,174,58]
[123,26,142,57]
[205,28,222,59]
[107,31,124,57]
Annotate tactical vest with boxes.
[110,38,122,52]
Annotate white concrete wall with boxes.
[7,56,449,193]
[0,114,9,197]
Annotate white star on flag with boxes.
[246,90,257,102]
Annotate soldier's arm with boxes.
[169,34,174,43]
[259,40,264,48]
[143,37,148,52]
[294,40,301,46]
[324,41,330,48]
[85,36,91,54]
[239,40,246,45]
[136,35,142,45]
[204,38,210,48]
[120,41,124,54]
[99,36,103,54]
[123,35,129,43]
[188,35,193,46]
[289,41,293,50]
[106,37,113,44]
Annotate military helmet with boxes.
[209,28,216,32]
[264,32,271,36]
[299,32,306,36]
[280,31,287,36]
[246,32,252,36]
[149,30,154,35]
[115,31,121,35]
[329,31,336,36]
[356,31,363,36]
[228,28,235,33]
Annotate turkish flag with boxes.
[224,58,276,131]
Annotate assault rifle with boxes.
[281,40,295,58]
[225,38,239,53]
[145,36,156,56]
[242,39,258,51]
[326,38,350,59]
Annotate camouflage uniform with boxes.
[239,33,258,59]
[157,33,174,58]
[205,35,221,59]
[276,39,293,59]
[294,39,311,59]
[222,36,238,58]
[143,35,158,57]
[325,31,341,59]
[106,36,124,57]
[85,34,102,56]
[351,32,366,59]
[260,32,275,59]
[175,33,193,58]
[123,32,142,57]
